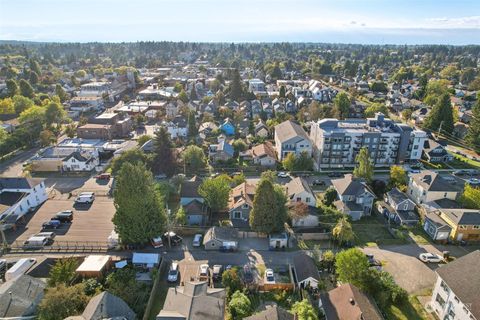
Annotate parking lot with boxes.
[6,197,115,244]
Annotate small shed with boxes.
[269,233,288,250]
[76,255,111,278]
[203,226,238,251]
[132,253,160,269]
[292,253,320,289]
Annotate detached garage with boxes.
[76,255,111,278]
[292,253,320,289]
[203,226,238,251]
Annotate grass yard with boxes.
[450,153,480,169]
[384,296,434,320]
[352,216,407,247]
[407,226,432,245]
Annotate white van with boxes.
[75,192,95,204]
[5,258,36,281]
[23,236,49,249]
[192,234,202,247]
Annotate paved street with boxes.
[0,147,40,176]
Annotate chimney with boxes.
[349,298,355,305]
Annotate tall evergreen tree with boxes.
[333,92,350,119]
[190,84,198,101]
[465,96,480,152]
[18,79,35,98]
[113,162,166,245]
[6,79,18,97]
[423,92,454,134]
[353,147,374,182]
[229,69,243,101]
[249,178,279,233]
[152,127,176,176]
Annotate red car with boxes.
[96,173,111,180]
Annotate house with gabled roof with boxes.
[274,120,312,161]
[407,170,462,205]
[228,182,256,228]
[378,187,419,226]
[331,174,375,221]
[422,139,453,163]
[285,177,316,207]
[254,120,269,138]
[244,142,277,167]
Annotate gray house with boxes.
[228,182,256,228]
[331,174,375,221]
[67,291,136,320]
[180,176,203,206]
[423,211,452,242]
[379,188,419,225]
[203,226,238,251]
[0,275,46,318]
[274,120,312,161]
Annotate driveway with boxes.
[363,244,439,294]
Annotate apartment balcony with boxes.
[379,145,387,151]
[380,139,388,144]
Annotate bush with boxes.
[229,291,252,318]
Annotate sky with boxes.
[0,0,479,44]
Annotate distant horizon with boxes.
[1,0,480,45]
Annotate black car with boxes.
[243,264,254,284]
[328,172,343,178]
[54,210,74,223]
[162,231,183,246]
[312,179,326,186]
[42,220,61,230]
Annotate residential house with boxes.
[331,174,375,221]
[320,284,383,320]
[248,79,266,93]
[423,211,452,242]
[251,100,262,118]
[219,118,235,135]
[30,147,99,173]
[180,176,203,206]
[254,120,269,138]
[274,120,312,161]
[0,275,46,318]
[183,199,209,226]
[237,118,251,137]
[228,182,256,228]
[422,139,453,163]
[245,306,294,320]
[161,115,188,139]
[157,281,226,320]
[285,177,316,207]
[209,140,234,162]
[430,250,480,320]
[292,253,320,289]
[0,178,48,229]
[407,171,461,205]
[66,291,136,320]
[454,122,469,139]
[132,252,161,269]
[198,122,218,136]
[379,188,419,226]
[203,226,238,250]
[438,208,480,242]
[245,142,277,167]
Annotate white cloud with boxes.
[426,16,480,28]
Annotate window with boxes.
[444,192,447,198]
[296,197,301,202]
[403,203,408,210]
[448,309,455,318]
[413,145,419,149]
[242,204,249,209]
[365,138,370,143]
[440,281,449,294]
[459,225,467,229]
[454,296,460,303]
[435,294,446,307]
[306,197,311,203]
[233,211,241,219]
[473,225,480,229]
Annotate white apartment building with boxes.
[310,113,426,169]
[430,250,479,320]
[248,79,266,93]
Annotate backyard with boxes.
[351,216,408,247]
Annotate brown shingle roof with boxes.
[228,182,256,210]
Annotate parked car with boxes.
[42,220,61,230]
[23,236,49,249]
[243,264,254,284]
[219,242,237,252]
[34,232,56,244]
[328,172,343,178]
[212,265,223,281]
[454,170,470,177]
[167,262,179,282]
[53,210,73,223]
[419,253,443,263]
[265,269,275,284]
[312,179,325,186]
[162,231,183,246]
[192,234,202,247]
[154,173,167,180]
[75,192,95,204]
[151,236,163,248]
[466,178,480,185]
[199,264,209,279]
[277,171,289,178]
[366,254,381,267]
[95,173,111,180]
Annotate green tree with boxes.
[5,79,18,97]
[424,92,454,134]
[178,89,188,103]
[333,92,350,119]
[105,268,144,316]
[222,267,242,297]
[198,175,230,212]
[152,127,176,176]
[173,82,183,93]
[39,129,56,146]
[65,123,77,138]
[353,147,373,182]
[18,105,46,124]
[12,95,34,114]
[183,145,206,172]
[190,85,198,101]
[229,291,252,319]
[29,70,39,85]
[270,62,282,80]
[0,98,15,114]
[291,299,318,320]
[229,68,243,101]
[279,85,286,98]
[176,206,187,225]
[323,187,337,207]
[45,101,66,127]
[137,134,152,147]
[465,97,480,152]
[459,183,480,209]
[18,79,35,98]
[370,81,388,93]
[0,127,7,143]
[332,217,354,245]
[294,151,313,171]
[47,258,78,287]
[29,58,42,76]
[231,173,246,186]
[55,84,69,102]
[249,177,282,233]
[364,103,388,117]
[74,69,87,78]
[111,149,148,174]
[232,139,247,155]
[402,108,413,121]
[187,110,197,138]
[113,162,166,244]
[335,248,370,290]
[38,284,89,320]
[282,152,296,171]
[389,165,408,190]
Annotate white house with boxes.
[274,120,312,161]
[407,171,461,205]
[285,177,316,207]
[292,254,320,289]
[0,178,48,229]
[430,250,480,320]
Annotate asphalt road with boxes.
[0,147,40,176]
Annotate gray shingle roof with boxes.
[331,174,373,197]
[440,209,480,225]
[274,120,309,143]
[292,253,320,283]
[245,306,294,320]
[0,177,44,190]
[436,250,480,319]
[411,170,460,192]
[0,275,46,318]
[81,291,136,320]
[285,177,314,199]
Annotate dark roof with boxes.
[81,291,136,320]
[203,226,238,243]
[436,250,480,319]
[0,275,46,318]
[245,306,294,320]
[320,284,383,320]
[0,177,44,190]
[386,188,410,206]
[332,174,374,197]
[425,212,452,230]
[411,171,460,192]
[184,199,207,215]
[292,253,320,283]
[180,177,203,199]
[396,210,420,222]
[441,209,480,225]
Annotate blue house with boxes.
[220,118,235,135]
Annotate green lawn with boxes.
[407,226,432,245]
[384,296,433,320]
[449,153,480,169]
[351,217,407,246]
